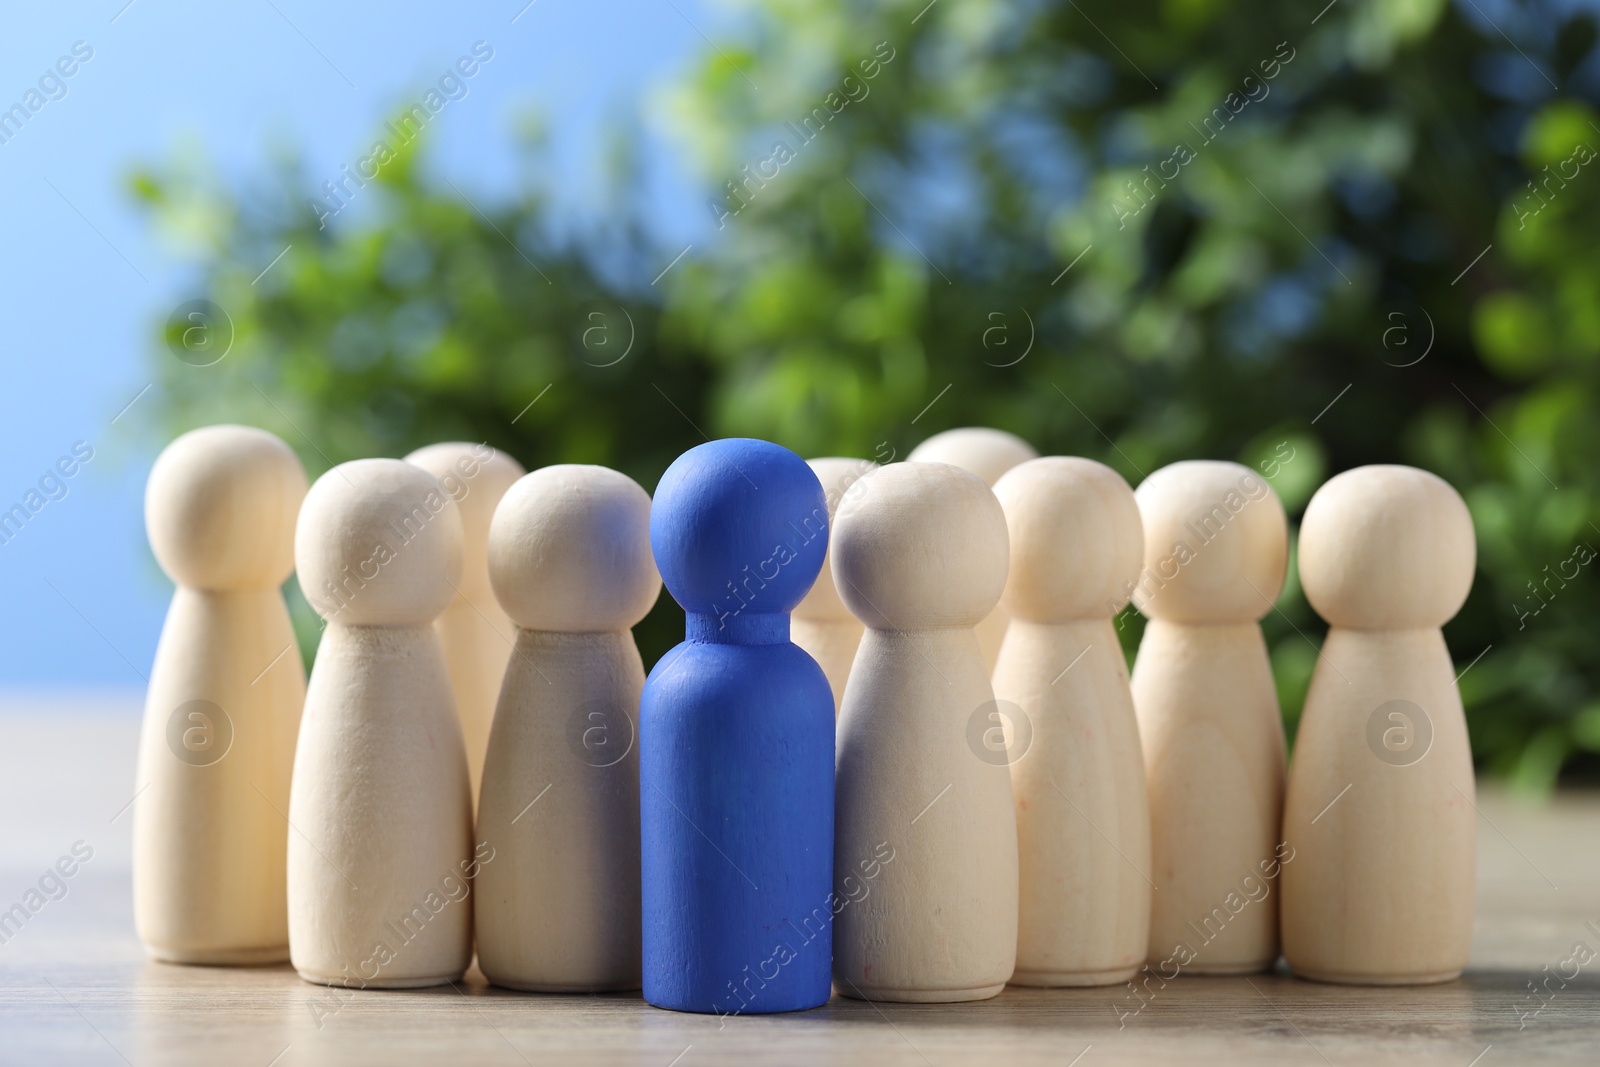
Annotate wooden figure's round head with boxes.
[1133,460,1288,624]
[145,424,308,591]
[650,439,828,624]
[489,464,660,632]
[1299,464,1476,630]
[907,427,1037,487]
[832,461,1009,630]
[993,457,1143,622]
[295,458,464,627]
[405,442,525,600]
[794,457,877,623]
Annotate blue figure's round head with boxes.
[651,439,828,622]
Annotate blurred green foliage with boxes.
[135,0,1600,789]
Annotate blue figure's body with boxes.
[641,439,835,1015]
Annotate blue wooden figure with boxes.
[640,438,835,1015]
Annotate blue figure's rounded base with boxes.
[640,638,835,1016]
[645,984,834,1016]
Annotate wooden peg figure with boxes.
[908,428,1038,670]
[991,457,1151,986]
[475,465,659,992]
[832,461,1018,1001]
[289,459,475,988]
[907,427,1038,487]
[405,442,525,808]
[134,425,308,964]
[1281,465,1477,984]
[792,456,876,714]
[1130,460,1288,974]
[640,439,835,1015]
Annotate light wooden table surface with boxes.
[0,698,1594,1066]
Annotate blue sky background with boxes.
[0,0,722,690]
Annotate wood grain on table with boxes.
[0,699,1594,1066]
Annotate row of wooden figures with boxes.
[133,425,1476,1014]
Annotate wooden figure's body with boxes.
[990,457,1150,987]
[791,457,875,713]
[134,425,308,964]
[475,465,659,992]
[288,459,474,989]
[1133,619,1285,971]
[1129,460,1288,974]
[640,439,835,1015]
[1282,465,1477,984]
[405,443,525,806]
[832,461,1018,1002]
[908,428,1037,671]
